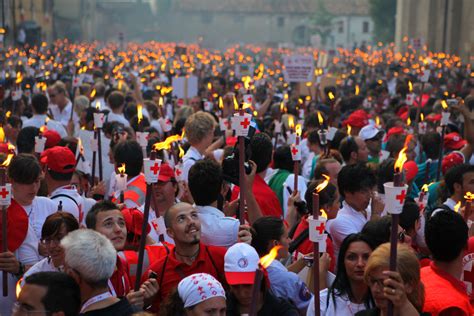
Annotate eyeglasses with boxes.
[367,277,386,288]
[12,302,50,315]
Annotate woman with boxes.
[22,212,79,282]
[160,273,226,316]
[252,216,313,313]
[356,243,425,316]
[307,233,375,316]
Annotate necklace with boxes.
[175,246,200,261]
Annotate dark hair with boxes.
[160,288,186,316]
[31,94,49,114]
[421,132,441,159]
[361,216,392,249]
[107,91,125,110]
[251,216,285,257]
[386,134,405,159]
[249,133,273,173]
[47,169,74,182]
[338,163,376,198]
[86,200,120,230]
[8,154,41,184]
[444,164,474,196]
[306,129,321,146]
[425,210,468,262]
[305,180,338,212]
[24,272,81,316]
[113,140,143,177]
[399,200,420,233]
[7,114,23,129]
[41,212,79,240]
[17,126,40,154]
[328,233,374,309]
[377,158,395,193]
[338,136,359,163]
[272,145,294,172]
[188,159,223,206]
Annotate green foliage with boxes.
[369,0,396,43]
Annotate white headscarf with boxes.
[177,273,226,308]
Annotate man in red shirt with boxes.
[421,210,473,315]
[232,133,283,218]
[144,202,228,313]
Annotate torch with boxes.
[93,108,104,182]
[116,164,127,204]
[291,124,302,193]
[436,100,450,181]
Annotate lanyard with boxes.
[80,292,113,313]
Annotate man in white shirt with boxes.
[106,91,130,127]
[40,146,86,225]
[328,163,382,258]
[181,111,216,183]
[442,163,474,212]
[23,94,68,138]
[188,159,259,248]
[47,82,77,127]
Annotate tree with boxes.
[369,0,397,43]
[311,0,334,46]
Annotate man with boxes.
[112,140,146,208]
[40,146,86,224]
[15,271,81,316]
[338,135,369,165]
[328,163,383,258]
[358,124,385,164]
[8,154,57,242]
[442,164,474,211]
[182,111,216,182]
[23,94,67,138]
[17,126,40,154]
[106,91,130,127]
[421,210,473,315]
[61,229,135,315]
[188,159,257,247]
[413,132,441,188]
[301,130,323,180]
[48,82,76,127]
[85,200,158,303]
[232,133,283,218]
[313,158,342,186]
[145,202,228,313]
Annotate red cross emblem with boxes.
[463,267,474,287]
[151,220,159,231]
[291,146,299,156]
[0,187,9,199]
[316,222,325,235]
[150,163,160,175]
[240,118,250,129]
[175,168,182,177]
[396,190,406,204]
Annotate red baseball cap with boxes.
[40,146,76,174]
[444,132,467,150]
[43,129,61,149]
[343,110,369,128]
[442,151,464,175]
[426,113,441,122]
[158,163,176,182]
[121,208,151,237]
[384,126,406,142]
[403,161,418,183]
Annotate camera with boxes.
[222,144,252,186]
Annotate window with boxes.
[277,16,285,27]
[337,21,344,33]
[363,21,369,33]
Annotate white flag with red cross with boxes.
[159,117,172,132]
[73,75,84,88]
[290,143,301,161]
[383,182,409,214]
[231,113,252,137]
[219,118,230,131]
[11,89,22,101]
[174,162,184,181]
[0,184,12,206]
[93,113,105,128]
[136,132,149,147]
[309,215,327,243]
[143,159,161,183]
[406,93,415,106]
[420,70,431,83]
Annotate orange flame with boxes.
[5,111,11,119]
[1,145,15,167]
[178,145,185,158]
[260,245,282,269]
[328,92,335,100]
[454,201,461,213]
[394,147,408,172]
[153,134,182,151]
[355,85,360,96]
[137,104,143,124]
[441,100,448,110]
[218,97,224,109]
[242,76,251,90]
[39,126,46,134]
[295,124,302,137]
[465,192,474,201]
[408,81,413,92]
[421,184,429,193]
[316,174,330,192]
[347,125,352,136]
[317,111,324,125]
[0,126,4,142]
[420,113,424,121]
[90,89,96,99]
[207,82,212,90]
[118,163,126,174]
[375,116,380,126]
[16,278,22,299]
[15,72,23,84]
[77,138,84,155]
[233,95,239,111]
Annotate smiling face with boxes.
[11,175,42,206]
[166,203,201,245]
[94,209,127,251]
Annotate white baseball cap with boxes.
[224,243,259,285]
[359,124,384,141]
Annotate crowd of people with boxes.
[0,39,473,316]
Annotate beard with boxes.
[190,235,200,245]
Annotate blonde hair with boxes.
[364,243,424,312]
[184,111,215,145]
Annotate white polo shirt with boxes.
[182,146,203,183]
[196,205,239,248]
[23,196,58,241]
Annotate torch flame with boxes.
[441,100,448,110]
[40,126,46,134]
[15,72,23,84]
[465,192,474,201]
[347,125,352,136]
[260,245,282,269]
[233,95,239,111]
[328,92,335,100]
[77,138,84,155]
[152,134,182,151]
[218,97,224,109]
[408,81,413,92]
[355,85,360,96]
[137,104,143,124]
[420,113,424,121]
[0,126,4,142]
[6,111,11,119]
[178,145,185,158]
[242,76,251,90]
[394,147,408,172]
[454,201,461,213]
[118,163,126,174]
[288,116,295,130]
[16,278,22,299]
[207,82,212,90]
[280,102,285,112]
[1,146,15,167]
[421,184,429,193]
[295,124,302,137]
[90,89,96,99]
[375,116,380,127]
[316,174,330,192]
[317,111,324,125]
[407,117,411,126]
[320,209,328,219]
